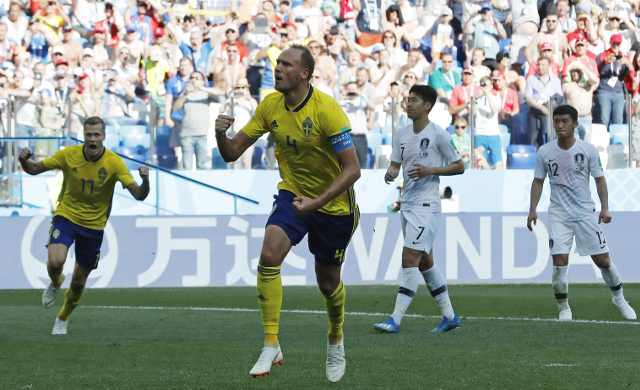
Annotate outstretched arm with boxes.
[19,148,50,175]
[126,166,150,200]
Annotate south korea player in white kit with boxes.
[527,105,636,321]
[374,85,465,333]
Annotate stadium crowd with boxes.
[1,0,640,170]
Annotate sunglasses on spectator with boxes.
[280,33,288,37]
[405,75,416,79]
[610,18,620,21]
[226,30,235,34]
[455,125,467,129]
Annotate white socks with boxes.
[391,267,420,325]
[552,265,570,311]
[421,265,455,320]
[600,262,624,301]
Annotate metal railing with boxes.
[469,97,476,170]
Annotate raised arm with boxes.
[214,114,259,161]
[18,148,50,175]
[126,166,150,200]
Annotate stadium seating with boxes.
[499,38,511,53]
[382,130,393,145]
[119,125,148,136]
[610,124,630,145]
[499,129,511,150]
[125,154,146,170]
[606,144,629,169]
[366,148,375,169]
[252,146,267,169]
[366,132,383,153]
[506,144,536,169]
[590,124,610,149]
[155,146,177,170]
[446,125,455,134]
[103,133,121,150]
[104,117,146,129]
[212,148,228,169]
[375,145,393,169]
[128,102,150,122]
[122,133,151,152]
[112,146,141,157]
[155,126,171,147]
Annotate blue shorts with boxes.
[47,215,104,270]
[267,190,359,265]
[474,135,503,167]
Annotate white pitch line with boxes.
[80,305,640,326]
[545,364,578,367]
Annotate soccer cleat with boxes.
[612,298,637,320]
[373,317,400,333]
[326,338,346,383]
[249,346,283,377]
[42,275,65,308]
[558,308,572,321]
[51,317,67,335]
[431,313,461,332]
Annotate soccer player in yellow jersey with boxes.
[215,44,360,383]
[18,117,150,335]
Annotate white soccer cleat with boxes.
[51,318,67,335]
[613,298,637,320]
[558,308,572,321]
[249,346,283,377]
[326,338,346,383]
[42,275,65,308]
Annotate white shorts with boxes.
[401,207,440,252]
[509,33,536,65]
[548,216,609,256]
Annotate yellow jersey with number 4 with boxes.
[43,145,135,230]
[242,85,356,215]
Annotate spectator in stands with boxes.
[428,7,455,61]
[172,70,221,170]
[56,24,83,68]
[88,26,114,67]
[52,69,71,114]
[561,38,599,83]
[525,12,568,70]
[567,11,598,54]
[310,37,337,90]
[632,94,640,167]
[73,0,106,35]
[464,3,506,60]
[69,73,100,135]
[370,48,396,99]
[14,69,43,148]
[354,0,384,46]
[24,18,56,63]
[597,9,635,56]
[594,34,634,126]
[383,81,408,128]
[563,67,597,142]
[35,91,63,160]
[346,30,407,70]
[473,75,503,169]
[210,42,248,96]
[153,27,179,71]
[397,48,433,84]
[290,0,324,39]
[451,116,490,169]
[165,57,194,169]
[430,52,461,105]
[540,0,575,33]
[524,57,563,148]
[355,67,378,103]
[339,81,377,168]
[278,0,293,24]
[311,67,334,97]
[339,51,361,87]
[100,69,137,118]
[1,3,28,45]
[508,0,540,74]
[0,21,16,64]
[495,50,526,93]
[143,45,171,125]
[116,23,145,75]
[125,0,160,43]
[178,29,216,75]
[112,46,140,91]
[449,67,479,118]
[467,47,491,83]
[491,71,519,129]
[101,2,124,48]
[219,78,258,169]
[78,48,104,89]
[395,0,425,43]
[37,0,71,44]
[526,42,560,79]
[212,24,249,65]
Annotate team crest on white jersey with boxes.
[574,153,585,170]
[419,138,430,157]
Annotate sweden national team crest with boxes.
[574,153,585,171]
[98,167,108,181]
[419,138,430,157]
[53,229,60,239]
[302,117,313,139]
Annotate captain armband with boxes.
[328,132,353,153]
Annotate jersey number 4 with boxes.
[287,136,299,155]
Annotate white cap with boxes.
[52,46,66,55]
[82,48,94,57]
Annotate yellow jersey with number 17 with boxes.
[43,145,136,230]
[242,85,356,216]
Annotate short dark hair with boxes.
[496,51,509,63]
[409,84,438,107]
[553,105,578,122]
[84,116,106,133]
[288,43,315,81]
[538,56,550,64]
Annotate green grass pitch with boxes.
[1,284,638,389]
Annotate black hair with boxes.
[288,43,315,81]
[496,51,509,63]
[409,84,438,107]
[386,5,404,25]
[553,105,579,122]
[84,116,106,133]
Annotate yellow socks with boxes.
[47,263,63,286]
[257,265,282,346]
[57,287,83,322]
[323,281,346,345]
